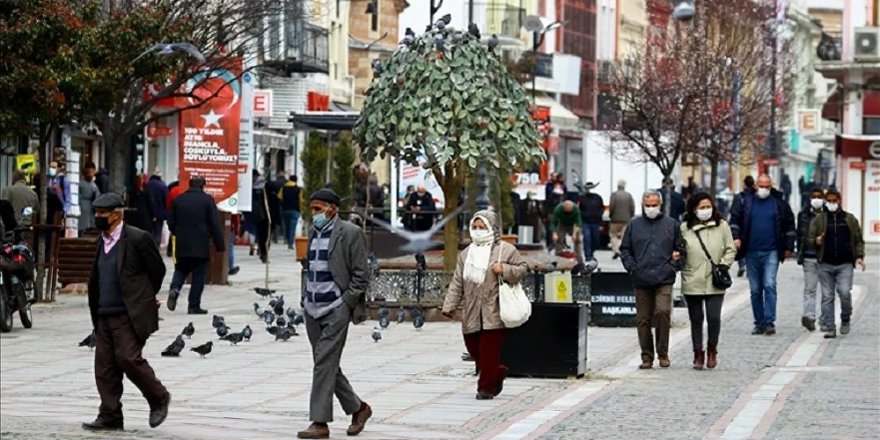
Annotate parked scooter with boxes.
[0,206,37,332]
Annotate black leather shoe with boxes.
[188,308,208,315]
[82,418,123,431]
[167,289,179,311]
[149,392,170,428]
[751,326,765,335]
[475,392,494,400]
[228,266,240,275]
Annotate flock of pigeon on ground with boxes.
[77,286,428,358]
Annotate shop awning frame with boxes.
[288,111,360,131]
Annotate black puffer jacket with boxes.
[796,206,821,264]
[620,214,683,288]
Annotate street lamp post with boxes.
[429,0,445,28]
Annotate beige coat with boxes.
[443,240,528,334]
[680,220,736,295]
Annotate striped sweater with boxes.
[304,219,343,319]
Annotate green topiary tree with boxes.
[353,21,545,269]
[301,132,329,223]
[332,133,356,218]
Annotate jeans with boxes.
[802,259,820,319]
[818,263,854,331]
[635,285,672,360]
[170,257,208,310]
[582,222,601,260]
[746,250,779,328]
[684,294,724,350]
[284,210,301,248]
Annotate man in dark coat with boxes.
[166,176,225,314]
[84,193,169,431]
[658,177,685,221]
[620,190,683,369]
[145,170,169,246]
[578,181,604,260]
[729,174,796,336]
[404,185,436,232]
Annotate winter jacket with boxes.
[278,181,302,212]
[796,206,822,264]
[609,189,635,223]
[168,188,225,259]
[729,188,796,262]
[620,213,683,288]
[579,192,605,225]
[145,176,169,221]
[680,220,736,295]
[807,210,865,266]
[443,210,528,334]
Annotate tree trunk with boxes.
[34,124,51,302]
[103,125,131,194]
[440,175,463,272]
[709,156,719,198]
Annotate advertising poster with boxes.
[399,157,445,208]
[178,59,242,207]
[235,71,255,212]
[865,160,880,242]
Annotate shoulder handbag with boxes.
[694,228,732,290]
[496,247,532,328]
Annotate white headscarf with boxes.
[463,213,495,284]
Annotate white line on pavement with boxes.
[718,284,865,440]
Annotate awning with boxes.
[835,134,880,159]
[534,96,580,130]
[253,130,288,150]
[288,111,360,131]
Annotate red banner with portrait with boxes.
[178,59,243,207]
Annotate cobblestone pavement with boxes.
[1,244,877,440]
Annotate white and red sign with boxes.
[253,89,273,117]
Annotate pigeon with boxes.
[285,322,299,336]
[276,316,287,328]
[161,335,185,357]
[241,325,252,341]
[266,326,280,335]
[273,303,284,317]
[132,43,206,64]
[397,308,406,324]
[468,23,481,40]
[488,34,499,54]
[191,341,213,358]
[261,310,275,326]
[216,324,231,338]
[411,306,424,320]
[400,27,415,45]
[379,305,390,318]
[275,327,294,341]
[254,287,275,298]
[221,332,244,345]
[363,204,465,254]
[292,313,304,326]
[253,302,263,317]
[434,13,451,30]
[413,314,425,331]
[371,59,383,75]
[286,307,297,321]
[372,327,382,343]
[434,35,445,52]
[379,315,389,329]
[212,315,226,329]
[181,322,195,339]
[78,330,97,350]
[368,253,380,273]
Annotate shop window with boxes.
[863,117,880,135]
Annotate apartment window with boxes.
[371,1,379,32]
[864,117,880,135]
[336,0,340,18]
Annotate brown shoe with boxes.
[297,423,329,439]
[692,350,705,370]
[639,358,653,369]
[658,355,671,368]
[706,345,718,369]
[346,402,372,436]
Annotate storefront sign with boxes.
[253,89,273,118]
[865,161,880,241]
[797,109,821,135]
[235,72,255,212]
[178,59,242,207]
[850,161,866,170]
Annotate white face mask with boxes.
[470,228,493,244]
[696,208,713,221]
[644,206,661,219]
[48,167,57,177]
[810,198,824,210]
[825,202,839,212]
[756,188,771,199]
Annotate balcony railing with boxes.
[263,17,329,74]
[467,1,525,40]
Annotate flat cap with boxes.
[93,193,124,210]
[309,188,340,205]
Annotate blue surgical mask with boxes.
[313,213,330,229]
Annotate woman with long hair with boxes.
[442,210,528,399]
[680,192,736,369]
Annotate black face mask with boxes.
[95,216,111,231]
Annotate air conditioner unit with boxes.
[854,27,880,60]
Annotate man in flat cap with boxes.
[84,193,170,431]
[297,188,371,439]
[167,176,224,314]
